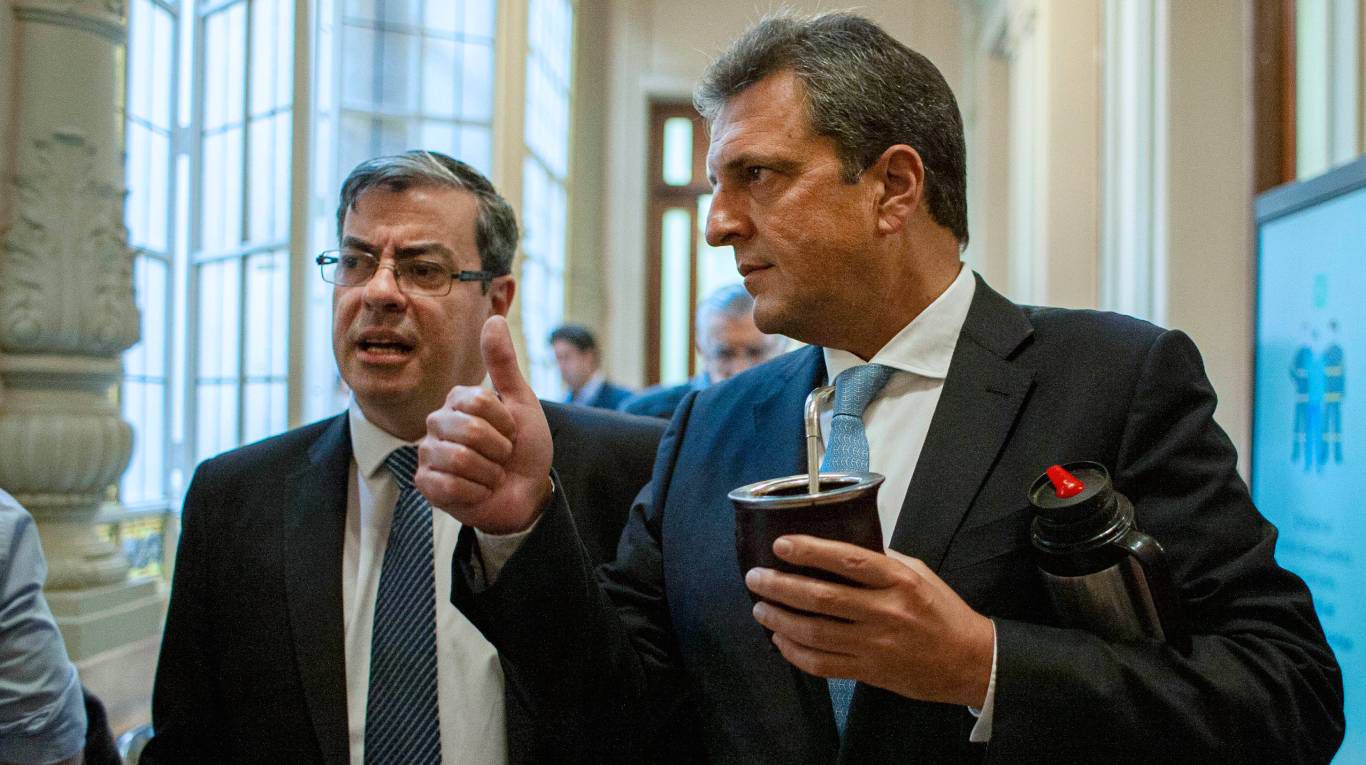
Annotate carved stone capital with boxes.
[12,0,126,42]
[1,130,141,356]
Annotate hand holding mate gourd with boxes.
[746,536,996,708]
[415,315,552,535]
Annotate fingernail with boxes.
[745,568,765,588]
[774,537,794,555]
[752,602,768,621]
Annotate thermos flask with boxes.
[1027,461,1188,651]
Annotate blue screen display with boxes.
[1254,181,1366,762]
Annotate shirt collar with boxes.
[574,372,606,404]
[348,396,416,480]
[823,263,976,384]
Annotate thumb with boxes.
[481,315,536,404]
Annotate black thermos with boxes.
[1027,461,1188,651]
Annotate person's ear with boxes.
[869,144,924,236]
[488,276,515,317]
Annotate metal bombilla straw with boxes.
[804,385,835,494]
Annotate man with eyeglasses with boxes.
[143,150,666,764]
[622,283,787,419]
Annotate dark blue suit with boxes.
[455,276,1342,763]
[576,381,633,411]
[619,379,701,419]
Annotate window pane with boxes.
[201,127,244,253]
[121,380,166,504]
[340,24,379,110]
[459,125,491,176]
[460,41,493,121]
[126,122,150,246]
[424,0,456,34]
[250,0,279,115]
[139,257,170,378]
[248,113,291,243]
[464,0,495,39]
[196,259,242,379]
[420,119,457,156]
[242,381,287,444]
[244,251,288,377]
[662,117,693,186]
[659,208,692,385]
[196,382,240,463]
[146,129,171,251]
[151,6,174,129]
[203,5,246,131]
[422,37,457,116]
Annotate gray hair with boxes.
[336,150,519,275]
[694,283,755,337]
[693,11,968,245]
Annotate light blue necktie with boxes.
[820,363,895,735]
[365,446,441,764]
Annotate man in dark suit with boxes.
[142,151,665,764]
[550,323,633,409]
[622,283,786,419]
[419,12,1344,764]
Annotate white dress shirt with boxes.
[343,399,507,765]
[818,264,997,740]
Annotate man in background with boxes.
[550,323,633,409]
[622,283,786,419]
[144,151,663,764]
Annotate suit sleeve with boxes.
[452,393,698,762]
[988,330,1344,763]
[140,460,223,763]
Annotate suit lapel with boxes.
[889,276,1035,571]
[284,414,352,765]
[748,345,826,482]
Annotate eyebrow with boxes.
[706,152,803,185]
[340,237,457,262]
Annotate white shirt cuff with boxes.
[472,515,541,586]
[967,619,998,743]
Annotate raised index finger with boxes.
[770,535,916,589]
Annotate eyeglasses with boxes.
[315,249,498,296]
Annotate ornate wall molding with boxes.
[1,129,140,356]
[12,0,126,41]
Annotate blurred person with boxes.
[0,489,86,765]
[143,151,664,764]
[622,283,786,418]
[550,323,633,409]
[418,11,1343,764]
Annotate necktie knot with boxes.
[832,363,895,418]
[821,363,896,476]
[384,446,419,490]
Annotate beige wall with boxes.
[585,0,965,386]
[1165,0,1254,471]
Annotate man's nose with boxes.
[704,190,752,247]
[362,263,406,309]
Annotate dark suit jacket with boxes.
[582,381,633,411]
[142,402,665,764]
[454,275,1344,764]
[620,381,695,420]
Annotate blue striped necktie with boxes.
[820,363,895,735]
[365,445,441,764]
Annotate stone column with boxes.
[0,0,162,705]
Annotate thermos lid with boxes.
[1028,461,1128,548]
[1028,461,1110,519]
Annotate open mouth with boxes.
[358,339,413,356]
